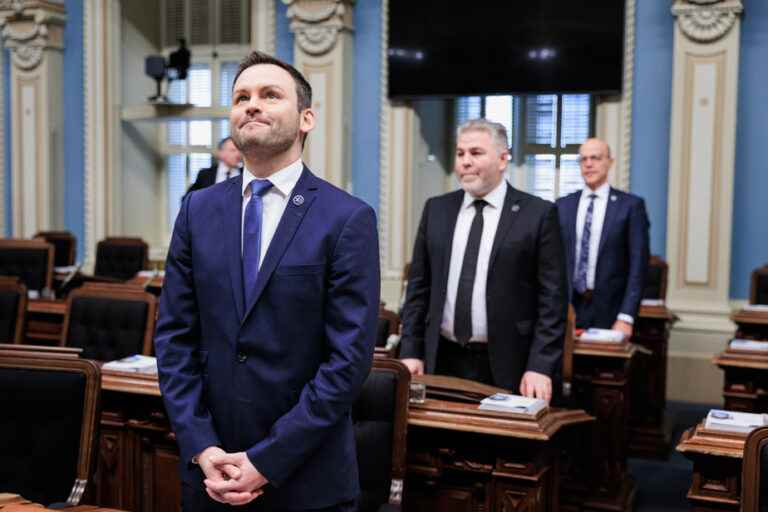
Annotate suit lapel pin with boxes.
[292,194,305,206]
[611,195,617,202]
[511,204,520,213]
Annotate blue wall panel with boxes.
[731,0,768,298]
[351,0,381,212]
[63,0,85,261]
[629,0,674,258]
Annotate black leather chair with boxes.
[751,264,768,305]
[742,425,768,511]
[62,283,157,361]
[0,276,27,344]
[642,255,668,301]
[0,352,100,507]
[94,237,149,280]
[353,358,410,512]
[34,231,76,267]
[0,239,53,293]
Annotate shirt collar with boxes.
[218,161,240,174]
[582,181,610,200]
[462,178,508,210]
[242,158,303,198]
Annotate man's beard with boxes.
[231,118,300,158]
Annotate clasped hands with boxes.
[198,446,268,506]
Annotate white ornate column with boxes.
[283,0,354,189]
[595,0,636,191]
[251,0,276,53]
[667,0,743,331]
[0,0,66,237]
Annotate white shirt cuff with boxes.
[617,313,634,325]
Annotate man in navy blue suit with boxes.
[155,51,380,511]
[556,138,649,338]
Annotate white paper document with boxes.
[102,354,158,375]
[729,338,768,352]
[641,299,665,306]
[705,409,768,433]
[579,328,625,343]
[743,304,768,312]
[478,393,547,415]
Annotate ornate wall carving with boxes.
[282,0,354,56]
[0,0,66,71]
[672,0,743,43]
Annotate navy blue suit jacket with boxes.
[556,187,650,328]
[155,167,380,509]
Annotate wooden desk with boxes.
[677,421,747,511]
[406,375,593,512]
[714,309,768,412]
[567,339,638,511]
[24,299,66,345]
[0,493,123,510]
[629,304,678,458]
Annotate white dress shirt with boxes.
[215,162,241,184]
[241,158,303,267]
[574,182,633,324]
[441,179,507,343]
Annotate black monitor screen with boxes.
[388,1,625,98]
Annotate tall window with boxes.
[161,0,250,231]
[456,94,594,202]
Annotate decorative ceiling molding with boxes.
[0,0,66,70]
[672,0,743,43]
[282,0,354,56]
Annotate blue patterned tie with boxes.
[574,193,597,294]
[243,179,273,307]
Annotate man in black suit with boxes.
[399,119,567,401]
[556,138,650,337]
[186,136,243,194]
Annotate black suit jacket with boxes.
[556,187,650,328]
[399,183,568,392]
[186,165,217,194]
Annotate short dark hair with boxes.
[217,136,233,149]
[232,51,312,112]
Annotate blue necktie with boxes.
[243,179,273,307]
[574,193,597,295]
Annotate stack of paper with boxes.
[729,338,768,352]
[102,354,158,375]
[743,304,768,313]
[478,393,546,415]
[705,409,768,433]
[641,299,665,306]
[579,328,625,343]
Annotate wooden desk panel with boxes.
[677,422,746,511]
[24,299,66,345]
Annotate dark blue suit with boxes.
[155,167,380,510]
[556,187,649,329]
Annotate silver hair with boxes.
[457,118,509,153]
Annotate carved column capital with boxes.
[282,0,354,56]
[672,0,743,43]
[0,0,66,71]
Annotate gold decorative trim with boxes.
[672,0,743,43]
[619,0,635,191]
[282,0,354,56]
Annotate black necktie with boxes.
[454,199,487,346]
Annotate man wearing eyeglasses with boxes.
[556,138,649,339]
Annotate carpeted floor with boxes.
[631,400,717,512]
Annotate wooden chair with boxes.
[643,255,669,301]
[61,283,157,361]
[353,358,410,512]
[750,263,768,305]
[741,425,768,511]
[0,276,27,344]
[0,352,100,507]
[94,237,149,280]
[0,238,53,293]
[34,230,76,267]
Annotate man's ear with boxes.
[300,108,315,134]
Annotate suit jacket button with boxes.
[236,351,247,363]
